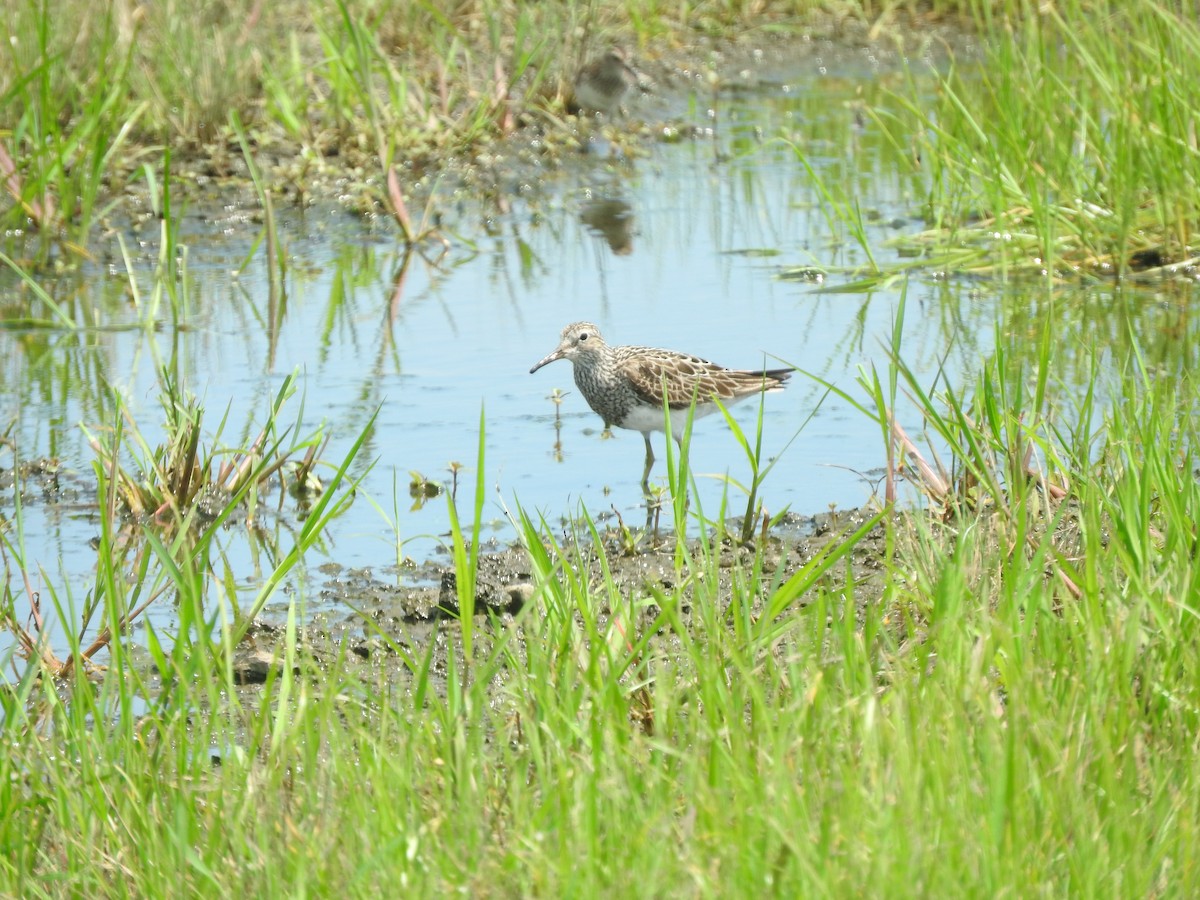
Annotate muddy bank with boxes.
[67,25,978,258]
[234,506,886,688]
[0,454,886,687]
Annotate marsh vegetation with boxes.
[2,0,1199,894]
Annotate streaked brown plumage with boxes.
[572,49,639,119]
[529,321,792,485]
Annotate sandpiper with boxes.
[572,49,640,119]
[529,322,793,486]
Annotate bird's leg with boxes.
[640,433,655,488]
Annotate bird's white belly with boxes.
[617,401,722,436]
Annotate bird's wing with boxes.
[618,349,742,408]
[620,348,793,409]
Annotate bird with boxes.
[529,321,793,487]
[572,49,640,120]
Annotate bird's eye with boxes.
[578,332,589,342]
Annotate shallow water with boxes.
[1,39,1190,657]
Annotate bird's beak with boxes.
[529,347,564,374]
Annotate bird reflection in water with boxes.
[581,197,635,256]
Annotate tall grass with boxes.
[883,0,1200,279]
